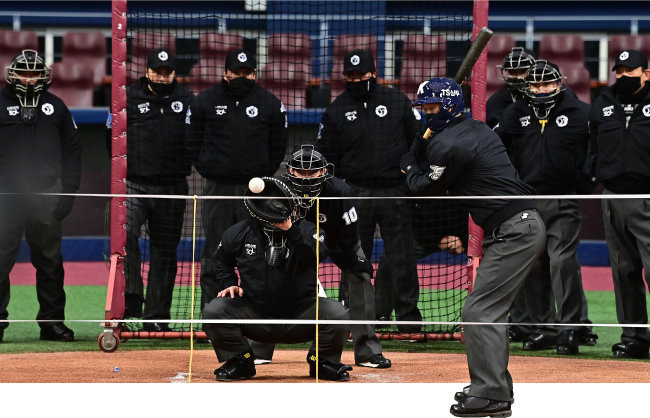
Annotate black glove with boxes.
[244,177,297,223]
[349,256,373,277]
[55,195,75,220]
[400,151,419,175]
[410,130,430,160]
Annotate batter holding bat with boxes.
[402,76,546,417]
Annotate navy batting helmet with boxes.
[413,77,464,131]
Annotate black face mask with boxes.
[223,76,255,99]
[146,77,176,96]
[345,77,377,101]
[616,75,642,96]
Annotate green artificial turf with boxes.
[1,285,648,363]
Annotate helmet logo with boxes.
[158,51,169,61]
[246,105,258,118]
[345,110,357,121]
[171,101,183,113]
[440,88,460,97]
[350,55,360,66]
[375,105,387,117]
[619,51,629,61]
[238,52,248,62]
[417,81,428,96]
[555,115,568,127]
[41,103,54,115]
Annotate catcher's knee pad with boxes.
[307,353,352,381]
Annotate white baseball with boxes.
[249,177,265,193]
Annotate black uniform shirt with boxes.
[0,86,81,193]
[317,84,423,187]
[186,82,288,183]
[126,78,193,184]
[213,217,327,318]
[486,87,517,129]
[405,116,535,233]
[589,83,650,193]
[495,90,591,194]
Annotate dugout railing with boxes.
[99,0,489,352]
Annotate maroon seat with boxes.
[48,61,95,107]
[607,35,650,84]
[563,65,591,104]
[0,30,38,88]
[260,33,311,109]
[538,34,586,77]
[330,35,377,99]
[62,31,107,85]
[199,32,243,61]
[400,35,447,101]
[188,58,222,94]
[486,35,516,98]
[128,32,176,82]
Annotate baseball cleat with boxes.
[214,352,256,381]
[450,396,512,417]
[356,353,391,368]
[307,353,353,381]
[454,386,514,404]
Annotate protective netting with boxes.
[119,1,476,338]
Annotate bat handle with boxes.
[423,128,432,139]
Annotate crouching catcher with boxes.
[202,177,352,381]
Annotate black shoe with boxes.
[307,353,352,381]
[507,326,529,342]
[142,322,172,332]
[612,341,650,359]
[522,332,555,351]
[450,396,512,417]
[214,352,256,381]
[356,353,391,369]
[556,330,579,355]
[579,331,598,346]
[40,323,74,342]
[454,385,514,404]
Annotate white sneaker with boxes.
[254,358,272,365]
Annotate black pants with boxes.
[199,181,249,308]
[124,181,188,320]
[348,184,421,331]
[0,190,66,330]
[203,296,350,364]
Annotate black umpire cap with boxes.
[342,49,376,74]
[147,48,176,71]
[225,49,257,71]
[611,49,648,71]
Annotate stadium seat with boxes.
[538,34,586,76]
[607,35,650,85]
[188,58,222,94]
[49,61,95,107]
[129,32,176,82]
[563,65,591,104]
[62,31,107,85]
[330,34,378,99]
[399,34,447,101]
[486,34,516,98]
[0,30,39,88]
[199,32,243,61]
[260,33,311,109]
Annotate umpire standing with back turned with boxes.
[317,49,423,332]
[120,48,193,331]
[0,50,81,343]
[588,49,650,359]
[186,49,288,310]
[401,78,546,417]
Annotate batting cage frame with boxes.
[99,0,489,352]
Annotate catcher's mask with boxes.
[521,60,565,120]
[5,49,52,109]
[284,144,333,211]
[497,47,535,100]
[244,177,298,266]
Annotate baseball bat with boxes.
[422,26,493,139]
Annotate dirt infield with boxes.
[1,349,648,383]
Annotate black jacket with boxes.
[317,84,423,188]
[126,78,193,184]
[588,84,650,193]
[0,86,81,193]
[213,217,327,318]
[486,87,518,129]
[495,90,591,194]
[186,82,288,184]
[404,116,535,233]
